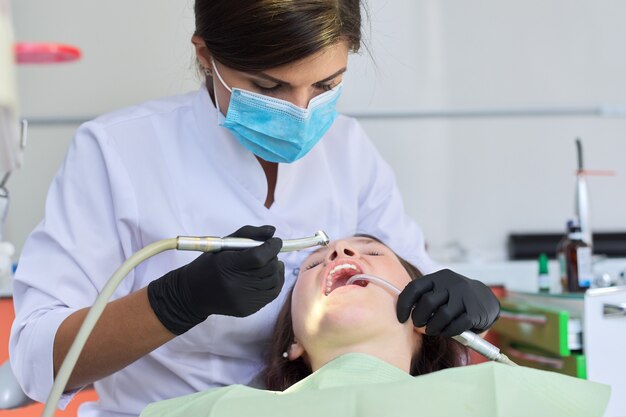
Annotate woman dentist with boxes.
[9,1,500,417]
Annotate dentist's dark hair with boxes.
[194,0,363,72]
[262,238,470,390]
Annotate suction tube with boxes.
[346,274,517,367]
[42,230,330,417]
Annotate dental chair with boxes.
[0,292,33,411]
[0,299,98,415]
[0,359,99,416]
[0,360,32,409]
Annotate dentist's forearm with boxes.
[53,287,175,390]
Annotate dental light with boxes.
[0,0,23,177]
[0,0,21,295]
[1,0,81,295]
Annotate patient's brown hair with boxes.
[262,240,470,390]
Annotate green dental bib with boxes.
[141,353,609,417]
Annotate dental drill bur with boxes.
[176,230,330,252]
[346,274,517,366]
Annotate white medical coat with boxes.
[9,87,438,417]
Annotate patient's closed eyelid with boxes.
[303,258,324,270]
[355,240,387,255]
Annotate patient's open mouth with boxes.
[324,262,368,296]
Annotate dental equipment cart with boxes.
[491,287,626,417]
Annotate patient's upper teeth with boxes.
[328,263,357,277]
[324,263,360,296]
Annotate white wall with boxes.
[441,1,626,261]
[347,0,626,262]
[5,0,626,264]
[6,0,199,255]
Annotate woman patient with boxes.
[141,237,609,417]
[262,235,468,389]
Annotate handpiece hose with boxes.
[42,230,329,417]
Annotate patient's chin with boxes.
[317,304,395,336]
[295,285,404,344]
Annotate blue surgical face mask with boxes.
[211,59,342,163]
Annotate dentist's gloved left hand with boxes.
[396,269,500,337]
[148,225,284,335]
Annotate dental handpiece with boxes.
[346,274,517,366]
[176,230,330,252]
[42,230,331,417]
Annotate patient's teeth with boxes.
[324,263,361,296]
[328,264,357,278]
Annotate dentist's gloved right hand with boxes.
[148,225,284,335]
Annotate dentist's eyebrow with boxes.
[314,67,347,84]
[252,67,347,86]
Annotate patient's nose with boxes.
[327,240,357,261]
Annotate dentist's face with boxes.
[291,237,415,349]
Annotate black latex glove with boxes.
[148,225,284,335]
[396,269,500,337]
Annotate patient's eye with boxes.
[360,242,385,257]
[304,259,323,270]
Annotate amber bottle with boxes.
[563,226,592,292]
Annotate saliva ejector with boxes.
[42,230,329,417]
[346,273,517,367]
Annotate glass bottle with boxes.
[564,225,592,292]
[537,253,550,293]
[556,219,575,291]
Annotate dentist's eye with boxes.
[304,259,323,270]
[315,83,335,92]
[254,82,281,93]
